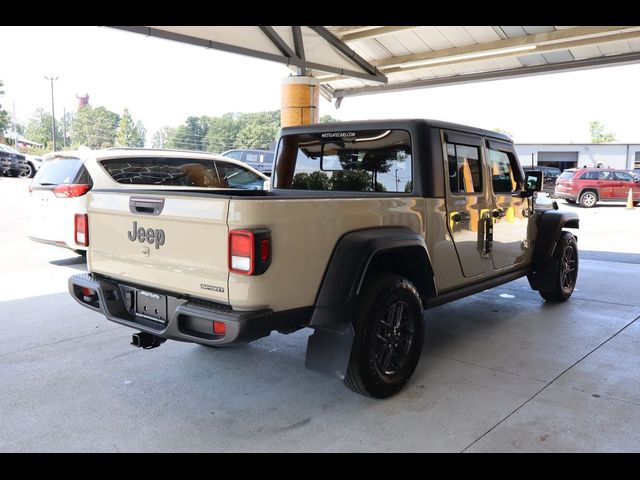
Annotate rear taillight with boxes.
[74,214,89,246]
[54,184,91,198]
[229,229,271,275]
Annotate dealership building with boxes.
[515,143,640,171]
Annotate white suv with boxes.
[28,148,269,255]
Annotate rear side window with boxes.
[559,171,576,180]
[33,158,91,185]
[275,130,412,193]
[101,157,264,189]
[224,151,243,161]
[446,143,482,194]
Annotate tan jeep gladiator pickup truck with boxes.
[69,119,579,398]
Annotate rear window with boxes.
[101,157,266,189]
[558,171,576,180]
[274,130,412,193]
[33,158,91,185]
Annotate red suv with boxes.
[555,168,640,208]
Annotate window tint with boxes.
[578,171,597,180]
[446,143,482,194]
[488,148,518,193]
[33,158,89,185]
[275,130,412,193]
[101,157,264,189]
[614,171,634,181]
[245,153,260,163]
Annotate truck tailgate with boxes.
[88,191,230,304]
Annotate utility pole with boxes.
[44,76,58,151]
[12,101,18,150]
[62,107,67,148]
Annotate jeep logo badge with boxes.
[127,221,165,249]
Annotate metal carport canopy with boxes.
[111,26,640,101]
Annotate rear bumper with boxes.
[68,273,279,346]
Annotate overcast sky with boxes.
[3,25,640,144]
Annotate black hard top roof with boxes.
[280,119,512,143]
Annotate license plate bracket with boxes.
[135,290,167,324]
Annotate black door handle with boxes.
[129,197,165,216]
[493,209,506,219]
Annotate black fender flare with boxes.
[310,227,434,327]
[305,227,435,379]
[532,209,579,265]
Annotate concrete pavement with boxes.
[1,177,639,452]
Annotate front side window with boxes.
[614,171,634,181]
[488,148,519,193]
[446,143,482,194]
[275,130,412,193]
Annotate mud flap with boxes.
[305,323,355,380]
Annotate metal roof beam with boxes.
[109,26,387,84]
[339,26,419,42]
[374,26,640,70]
[308,26,387,82]
[379,27,640,75]
[333,51,640,98]
[259,26,296,58]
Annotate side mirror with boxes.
[524,170,543,193]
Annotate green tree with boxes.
[25,108,62,150]
[116,108,145,147]
[72,105,120,148]
[589,121,616,143]
[204,116,240,153]
[0,80,10,137]
[234,111,280,149]
[151,126,176,148]
[166,116,209,151]
[331,170,372,191]
[320,115,340,123]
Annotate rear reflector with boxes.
[74,214,89,246]
[81,287,94,297]
[54,184,91,198]
[213,321,226,335]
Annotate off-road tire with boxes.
[344,274,424,398]
[539,232,578,302]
